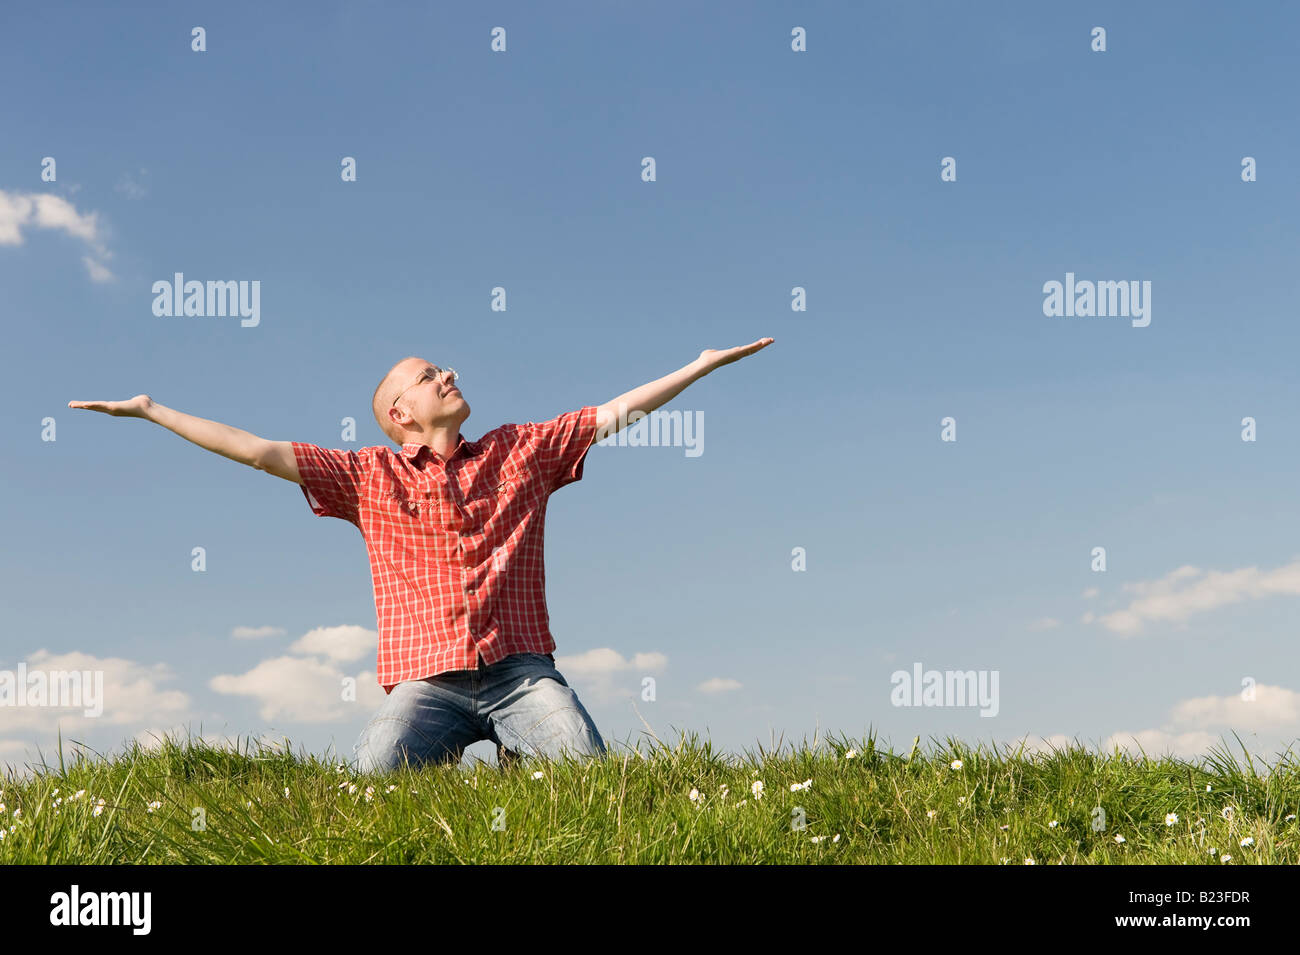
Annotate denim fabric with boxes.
[353,652,605,773]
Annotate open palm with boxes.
[67,395,154,418]
[698,337,774,372]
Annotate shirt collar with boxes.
[400,434,480,463]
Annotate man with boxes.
[68,336,774,773]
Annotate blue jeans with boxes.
[352,651,606,773]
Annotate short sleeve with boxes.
[521,405,598,493]
[291,442,369,526]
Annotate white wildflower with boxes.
[1165,812,1178,826]
[1114,834,1125,844]
[950,759,963,770]
[1240,836,1254,848]
[146,800,161,813]
[751,780,764,800]
[1049,820,1059,828]
[1221,854,1233,864]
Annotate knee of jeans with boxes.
[520,707,604,759]
[355,717,427,774]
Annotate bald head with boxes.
[372,356,424,444]
[373,356,470,447]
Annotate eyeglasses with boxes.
[392,365,459,407]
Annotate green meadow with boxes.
[2,729,1297,864]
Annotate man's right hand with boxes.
[68,394,155,419]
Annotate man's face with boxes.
[389,358,470,434]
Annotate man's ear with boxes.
[387,405,407,442]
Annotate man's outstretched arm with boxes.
[67,394,300,484]
[593,337,774,441]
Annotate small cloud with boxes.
[696,677,742,694]
[1169,684,1300,730]
[0,189,113,282]
[1080,611,1096,624]
[82,255,113,282]
[231,625,287,640]
[114,168,149,200]
[1027,617,1060,632]
[210,655,385,722]
[555,647,667,678]
[1081,587,1099,599]
[287,625,376,663]
[554,647,668,705]
[1094,561,1300,636]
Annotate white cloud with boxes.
[82,255,113,282]
[555,647,668,678]
[210,654,385,723]
[1014,683,1300,764]
[1081,587,1099,599]
[553,647,668,705]
[696,677,742,694]
[287,624,376,663]
[0,189,113,281]
[1094,560,1300,635]
[231,625,287,640]
[1168,683,1300,730]
[0,649,190,732]
[1027,617,1060,632]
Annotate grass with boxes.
[2,727,1298,864]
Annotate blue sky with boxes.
[4,1,1300,778]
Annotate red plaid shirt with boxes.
[292,405,598,693]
